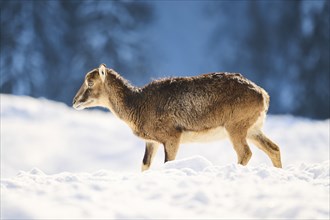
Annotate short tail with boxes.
[261,88,270,113]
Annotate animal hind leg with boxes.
[249,131,282,168]
[227,129,252,166]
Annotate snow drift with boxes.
[1,94,329,219]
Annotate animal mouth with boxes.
[73,100,93,110]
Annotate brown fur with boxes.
[73,64,282,171]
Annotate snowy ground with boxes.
[1,94,329,219]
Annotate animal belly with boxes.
[180,126,228,143]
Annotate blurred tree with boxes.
[0,0,154,104]
[207,0,329,119]
[296,0,329,118]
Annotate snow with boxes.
[1,94,329,219]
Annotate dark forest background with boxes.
[1,0,329,119]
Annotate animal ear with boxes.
[99,63,107,82]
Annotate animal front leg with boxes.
[142,142,159,171]
[163,138,181,163]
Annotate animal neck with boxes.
[104,70,140,124]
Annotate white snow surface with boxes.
[1,94,329,219]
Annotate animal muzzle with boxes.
[72,96,83,110]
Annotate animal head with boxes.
[73,64,108,110]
